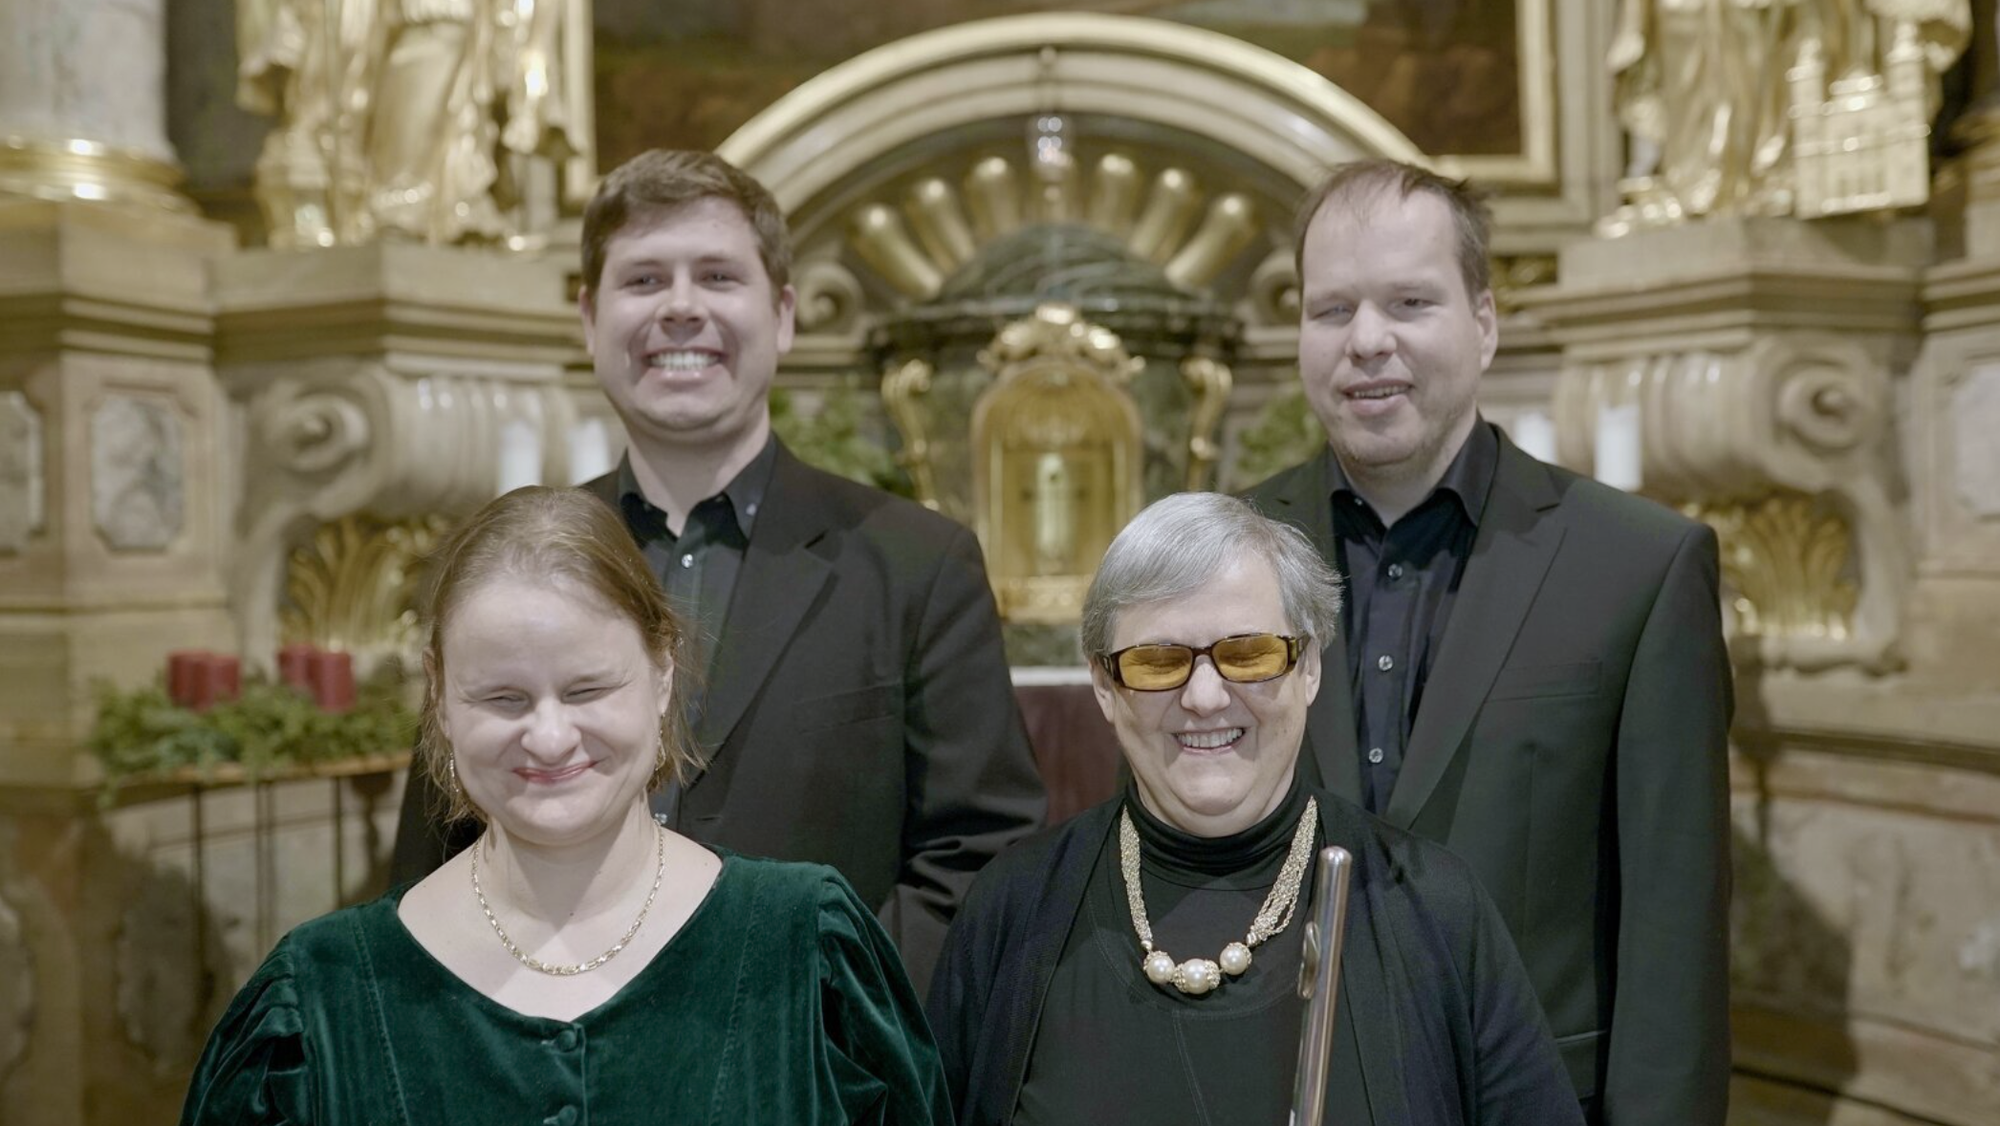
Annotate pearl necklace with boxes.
[1118,797,1318,995]
[470,822,666,977]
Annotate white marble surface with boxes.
[90,394,182,551]
[1955,365,2000,519]
[0,0,174,159]
[0,392,41,555]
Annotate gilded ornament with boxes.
[236,0,589,247]
[282,513,451,669]
[845,153,1265,305]
[971,306,1145,623]
[1605,0,1970,227]
[880,359,942,510]
[1693,492,1859,641]
[1180,357,1234,492]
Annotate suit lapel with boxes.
[1382,436,1565,828]
[692,445,834,765]
[1252,453,1363,805]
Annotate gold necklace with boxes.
[470,822,666,977]
[1118,796,1318,996]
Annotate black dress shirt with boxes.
[1327,421,1497,812]
[615,434,777,678]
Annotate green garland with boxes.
[1229,384,1326,491]
[770,383,912,497]
[89,670,417,791]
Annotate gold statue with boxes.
[1606,0,1969,227]
[237,0,585,248]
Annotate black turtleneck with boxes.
[1014,774,1356,1126]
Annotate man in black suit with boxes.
[393,150,1045,991]
[1244,160,1733,1124]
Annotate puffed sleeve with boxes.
[180,942,315,1125]
[817,872,954,1125]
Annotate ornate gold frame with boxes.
[1442,0,1555,186]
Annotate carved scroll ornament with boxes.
[233,360,576,674]
[1553,336,1906,671]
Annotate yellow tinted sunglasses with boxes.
[1098,633,1305,692]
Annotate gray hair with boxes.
[1081,493,1343,656]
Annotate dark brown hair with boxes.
[579,149,792,301]
[416,486,702,823]
[1293,159,1493,300]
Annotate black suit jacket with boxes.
[926,789,1585,1126]
[1244,431,1733,1126]
[393,443,1046,992]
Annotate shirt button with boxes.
[1368,747,1385,764]
[1377,654,1394,672]
[1386,563,1405,580]
[545,1108,578,1126]
[553,1027,579,1051]
[745,502,758,517]
[679,552,694,568]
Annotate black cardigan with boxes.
[925,788,1586,1126]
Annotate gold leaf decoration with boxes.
[1692,492,1858,641]
[280,514,453,668]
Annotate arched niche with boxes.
[715,13,1429,333]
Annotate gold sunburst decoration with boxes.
[281,513,453,668]
[845,152,1264,300]
[1692,492,1859,641]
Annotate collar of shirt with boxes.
[1325,417,1499,531]
[615,433,778,545]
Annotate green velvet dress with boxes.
[181,852,951,1125]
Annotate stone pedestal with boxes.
[0,200,237,789]
[1520,219,2000,1126]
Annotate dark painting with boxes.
[593,0,1522,169]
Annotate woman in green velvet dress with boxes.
[182,487,950,1125]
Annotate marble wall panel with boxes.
[89,394,183,552]
[1952,365,2000,519]
[0,391,42,555]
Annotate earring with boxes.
[446,753,466,801]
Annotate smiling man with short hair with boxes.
[394,150,1046,993]
[1246,159,1734,1125]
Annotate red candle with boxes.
[167,650,206,708]
[187,655,216,712]
[311,650,356,713]
[208,654,241,707]
[277,644,316,691]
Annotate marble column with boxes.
[0,0,191,212]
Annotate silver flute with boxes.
[1289,845,1354,1126]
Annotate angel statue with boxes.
[237,0,588,248]
[1605,0,1970,231]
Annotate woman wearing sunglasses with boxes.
[926,493,1582,1126]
